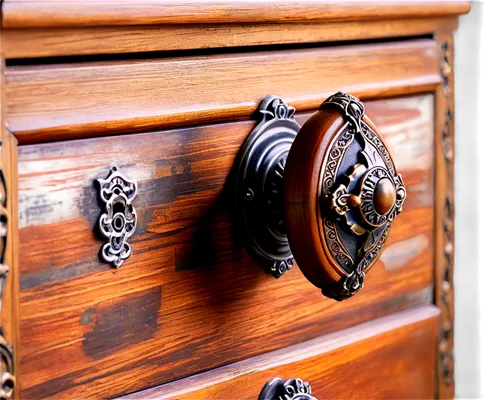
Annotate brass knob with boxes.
[235,93,406,301]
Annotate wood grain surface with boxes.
[2,17,458,59]
[5,39,439,144]
[122,305,440,400]
[1,0,470,29]
[17,95,435,399]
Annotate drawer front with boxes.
[122,306,440,400]
[17,94,434,399]
[6,39,438,143]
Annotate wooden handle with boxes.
[284,93,406,300]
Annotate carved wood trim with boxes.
[435,34,456,399]
[0,22,20,400]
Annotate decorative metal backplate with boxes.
[234,96,299,277]
[319,92,407,301]
[97,167,137,268]
[259,377,316,400]
[0,336,15,400]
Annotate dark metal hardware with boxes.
[234,93,406,300]
[0,336,15,400]
[259,377,316,400]
[97,167,138,268]
[234,95,298,277]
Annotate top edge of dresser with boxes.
[2,0,471,29]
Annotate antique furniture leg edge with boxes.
[434,31,456,400]
[1,24,20,400]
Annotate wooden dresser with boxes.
[0,1,470,399]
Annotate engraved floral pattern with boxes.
[321,125,355,269]
[318,92,406,300]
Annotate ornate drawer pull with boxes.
[259,377,316,400]
[235,93,406,300]
[97,167,138,268]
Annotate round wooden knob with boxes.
[284,93,406,300]
[235,93,406,301]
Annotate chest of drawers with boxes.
[0,1,470,399]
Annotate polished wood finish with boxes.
[285,109,346,287]
[5,39,439,144]
[122,305,440,400]
[17,95,434,399]
[434,33,456,399]
[3,17,459,59]
[2,1,470,29]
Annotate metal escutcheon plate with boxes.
[234,96,298,278]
